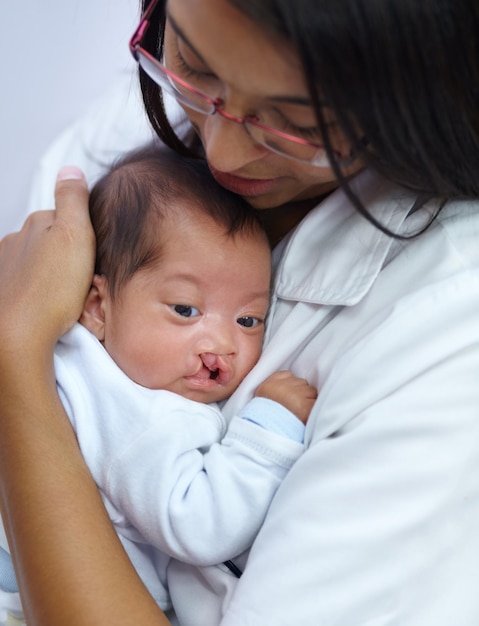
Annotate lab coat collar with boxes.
[274,169,418,306]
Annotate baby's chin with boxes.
[181,387,237,406]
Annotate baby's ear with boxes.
[79,274,108,341]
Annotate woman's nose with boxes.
[201,110,266,173]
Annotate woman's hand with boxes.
[0,167,95,358]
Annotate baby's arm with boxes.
[255,370,318,425]
[141,374,317,564]
[105,396,309,566]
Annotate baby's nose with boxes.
[200,321,237,356]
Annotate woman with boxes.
[1,0,478,624]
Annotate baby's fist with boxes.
[255,370,318,424]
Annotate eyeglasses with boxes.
[129,0,342,168]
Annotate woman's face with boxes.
[164,0,362,210]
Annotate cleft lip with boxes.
[200,353,233,385]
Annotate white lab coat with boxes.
[27,76,479,626]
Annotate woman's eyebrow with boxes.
[166,11,207,63]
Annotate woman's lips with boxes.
[210,167,278,197]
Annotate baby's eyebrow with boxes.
[162,272,200,285]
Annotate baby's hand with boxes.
[255,370,318,425]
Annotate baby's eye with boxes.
[237,316,262,328]
[171,304,200,318]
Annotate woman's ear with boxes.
[79,274,109,341]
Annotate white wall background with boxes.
[0,0,141,237]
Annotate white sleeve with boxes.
[104,406,304,566]
[220,270,479,626]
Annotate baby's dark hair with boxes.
[89,143,266,299]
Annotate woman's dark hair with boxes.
[89,143,265,299]
[139,0,479,235]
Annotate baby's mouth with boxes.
[199,353,232,385]
[209,368,220,380]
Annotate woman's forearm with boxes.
[0,360,170,625]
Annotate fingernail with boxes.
[57,166,84,181]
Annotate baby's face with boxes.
[98,210,271,403]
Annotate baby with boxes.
[0,145,317,620]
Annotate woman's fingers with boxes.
[0,167,95,354]
[54,166,91,231]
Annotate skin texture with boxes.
[0,0,340,623]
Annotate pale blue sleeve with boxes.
[240,396,305,443]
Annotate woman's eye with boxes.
[237,316,262,329]
[262,107,325,142]
[276,116,323,141]
[174,49,217,81]
[172,304,200,318]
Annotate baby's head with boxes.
[80,145,271,403]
